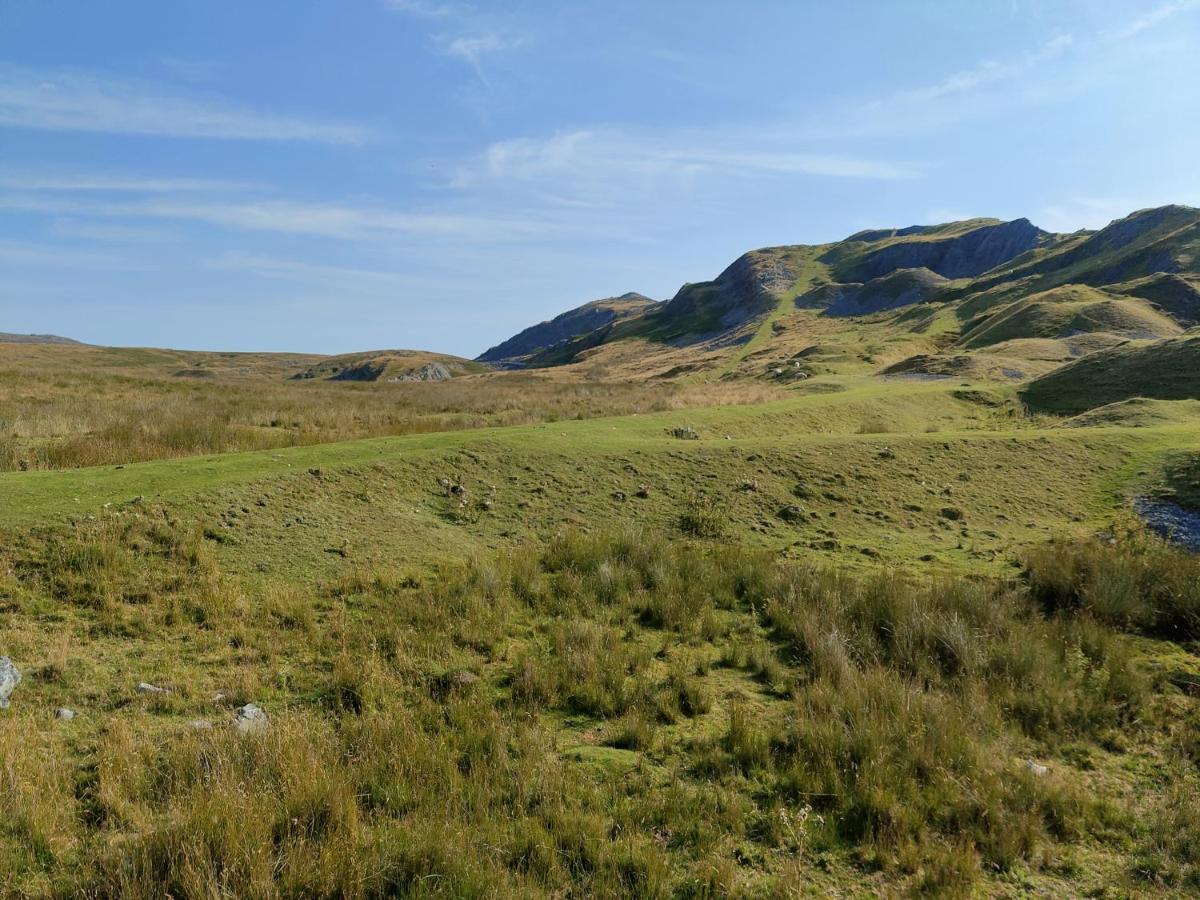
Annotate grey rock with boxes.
[0,658,21,709]
[233,703,269,733]
[137,681,168,694]
[55,707,75,720]
[1025,759,1049,777]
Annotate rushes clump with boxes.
[0,523,1196,895]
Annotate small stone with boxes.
[636,484,651,499]
[1025,760,1049,777]
[233,703,269,734]
[449,670,479,689]
[612,490,627,502]
[137,681,168,694]
[778,505,806,523]
[0,658,20,709]
[55,707,75,721]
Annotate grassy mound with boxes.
[1022,334,1200,414]
[959,285,1181,350]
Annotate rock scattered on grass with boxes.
[0,657,20,709]
[1025,760,1049,777]
[636,484,651,499]
[136,681,168,694]
[778,505,806,523]
[233,703,268,734]
[55,708,75,720]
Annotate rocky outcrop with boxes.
[0,657,20,709]
[838,219,1046,282]
[477,293,655,365]
[799,267,949,317]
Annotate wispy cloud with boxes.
[897,33,1075,103]
[383,0,528,86]
[456,128,916,190]
[0,171,256,192]
[1106,0,1200,39]
[209,252,431,289]
[381,0,457,18]
[0,192,551,242]
[48,219,184,243]
[443,33,525,85]
[0,65,368,143]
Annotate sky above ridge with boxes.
[1,0,1198,356]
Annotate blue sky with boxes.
[1,0,1198,356]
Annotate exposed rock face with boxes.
[799,267,949,317]
[387,362,452,383]
[477,293,655,364]
[0,658,20,709]
[643,252,785,343]
[839,219,1046,281]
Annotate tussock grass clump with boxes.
[1024,529,1200,639]
[0,523,1197,895]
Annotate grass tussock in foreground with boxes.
[1,521,1199,896]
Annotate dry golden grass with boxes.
[0,363,782,472]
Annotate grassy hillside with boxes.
[958,284,1182,349]
[1022,334,1200,414]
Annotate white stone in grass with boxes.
[0,658,21,709]
[1025,760,1049,777]
[232,703,268,734]
[137,682,168,694]
[55,708,75,721]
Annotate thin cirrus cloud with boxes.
[0,192,553,242]
[454,129,917,191]
[0,171,258,192]
[0,65,368,143]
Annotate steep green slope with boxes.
[1022,333,1200,413]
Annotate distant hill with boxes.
[0,332,81,345]
[292,349,488,382]
[479,204,1200,387]
[477,293,655,366]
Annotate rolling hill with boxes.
[479,205,1200,396]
